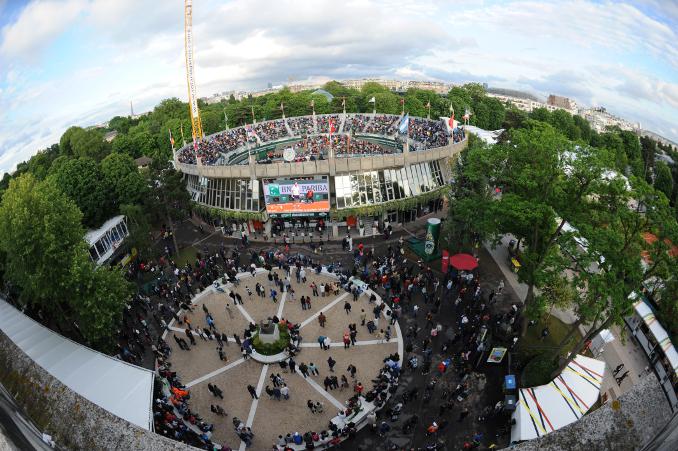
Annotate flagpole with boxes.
[251,105,256,124]
[180,121,187,147]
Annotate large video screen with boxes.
[262,176,330,217]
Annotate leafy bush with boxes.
[252,323,291,356]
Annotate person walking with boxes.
[616,370,630,385]
[247,384,258,399]
[344,301,352,315]
[318,312,327,327]
[299,362,310,378]
[327,356,336,372]
[347,364,357,379]
[281,384,289,400]
[185,328,196,345]
[308,362,319,376]
[613,363,625,377]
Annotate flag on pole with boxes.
[400,98,405,105]
[310,99,315,108]
[169,128,175,147]
[463,108,471,122]
[426,101,431,108]
[342,97,346,108]
[280,102,284,111]
[398,114,409,134]
[368,96,376,103]
[180,122,186,145]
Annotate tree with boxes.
[67,252,132,349]
[552,177,678,374]
[120,203,152,256]
[146,165,191,255]
[456,122,610,335]
[68,127,109,160]
[654,161,674,199]
[0,174,85,310]
[48,157,108,227]
[101,153,147,209]
[0,173,132,351]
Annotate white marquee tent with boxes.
[0,298,154,430]
[511,354,605,443]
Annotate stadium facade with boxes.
[174,113,467,234]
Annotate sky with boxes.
[0,0,677,174]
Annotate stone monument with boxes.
[259,319,280,344]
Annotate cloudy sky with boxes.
[1,0,677,173]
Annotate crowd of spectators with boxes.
[257,135,399,163]
[317,114,340,133]
[287,116,315,136]
[177,116,457,166]
[335,138,395,158]
[255,120,289,142]
[344,114,400,135]
[177,128,250,165]
[409,118,449,149]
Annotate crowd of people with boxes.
[317,114,340,133]
[256,135,397,164]
[111,208,514,450]
[254,120,289,142]
[177,128,250,165]
[177,114,458,166]
[409,118,449,149]
[287,116,315,136]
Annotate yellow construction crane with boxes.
[184,0,203,148]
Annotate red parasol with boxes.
[449,253,478,271]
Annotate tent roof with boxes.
[0,299,154,430]
[512,355,605,443]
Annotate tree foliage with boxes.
[48,157,108,227]
[0,174,132,349]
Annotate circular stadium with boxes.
[174,113,467,233]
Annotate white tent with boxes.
[511,354,605,443]
[0,299,154,430]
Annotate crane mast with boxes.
[184,0,203,149]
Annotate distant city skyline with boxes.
[1,0,677,174]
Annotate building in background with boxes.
[547,94,577,112]
[580,107,640,133]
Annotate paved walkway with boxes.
[483,235,652,402]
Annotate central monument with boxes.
[258,319,280,344]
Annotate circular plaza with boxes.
[162,266,403,449]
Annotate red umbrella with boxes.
[449,253,478,271]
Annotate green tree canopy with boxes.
[48,157,108,227]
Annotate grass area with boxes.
[174,245,199,268]
[516,314,579,386]
[252,324,291,355]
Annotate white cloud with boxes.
[0,0,86,59]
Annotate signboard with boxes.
[424,218,441,255]
[487,347,508,363]
[263,176,330,217]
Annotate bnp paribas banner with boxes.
[424,218,441,255]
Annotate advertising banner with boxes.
[263,176,330,217]
[441,249,450,272]
[424,218,441,255]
